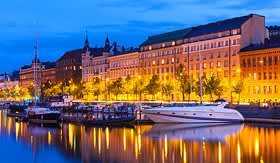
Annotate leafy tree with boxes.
[110,77,122,100]
[27,84,35,98]
[124,75,133,100]
[145,75,161,100]
[162,80,173,102]
[232,80,244,104]
[203,75,224,101]
[133,78,146,101]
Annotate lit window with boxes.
[172,41,175,46]
[153,60,155,65]
[162,59,165,65]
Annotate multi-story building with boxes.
[108,50,139,80]
[19,57,42,88]
[20,60,56,88]
[0,73,19,90]
[82,37,110,82]
[56,48,83,83]
[41,62,56,83]
[240,44,280,102]
[139,14,267,101]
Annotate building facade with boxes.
[138,14,267,101]
[108,51,139,80]
[19,59,42,88]
[240,45,280,102]
[20,61,56,88]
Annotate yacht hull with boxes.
[143,105,244,123]
[145,113,243,123]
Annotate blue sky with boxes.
[1,0,280,73]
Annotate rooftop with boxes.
[141,14,258,47]
[240,43,280,52]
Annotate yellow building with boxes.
[240,45,280,102]
[139,14,267,101]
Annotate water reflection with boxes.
[0,110,280,162]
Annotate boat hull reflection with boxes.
[144,123,244,142]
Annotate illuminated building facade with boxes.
[139,14,267,101]
[108,51,139,80]
[240,45,280,102]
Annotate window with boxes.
[210,62,214,68]
[190,64,193,70]
[258,72,261,80]
[248,59,251,67]
[263,57,267,66]
[275,72,278,79]
[243,60,246,67]
[190,56,193,61]
[269,56,272,66]
[166,67,169,72]
[253,59,256,67]
[153,60,155,66]
[254,72,257,80]
[211,43,214,48]
[157,68,160,73]
[217,71,221,77]
[196,55,200,61]
[269,72,272,79]
[233,39,237,45]
[162,59,165,65]
[157,60,160,65]
[258,58,261,66]
[225,51,228,57]
[210,53,214,59]
[184,48,188,52]
[172,58,174,63]
[196,63,200,70]
[248,73,251,80]
[203,63,207,69]
[233,60,236,66]
[233,50,236,56]
[167,59,169,64]
[264,86,267,94]
[217,52,221,58]
[275,86,278,94]
[177,58,180,63]
[162,68,164,73]
[275,56,278,65]
[224,60,228,67]
[225,41,229,46]
[217,61,221,68]
[184,56,187,62]
[203,55,207,60]
[264,72,267,80]
[224,70,228,77]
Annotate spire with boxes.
[84,30,90,50]
[104,34,110,52]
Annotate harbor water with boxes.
[0,110,279,162]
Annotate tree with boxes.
[124,75,133,100]
[133,78,146,101]
[203,75,224,101]
[232,80,244,104]
[27,84,35,98]
[110,77,122,100]
[145,75,161,100]
[162,80,173,103]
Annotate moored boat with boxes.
[143,100,244,123]
[27,106,61,124]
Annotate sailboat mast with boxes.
[34,21,39,104]
[199,40,203,104]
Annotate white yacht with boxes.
[143,101,244,123]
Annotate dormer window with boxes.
[172,41,175,46]
[149,46,152,50]
[232,29,237,35]
[162,43,165,48]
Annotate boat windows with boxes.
[209,114,212,116]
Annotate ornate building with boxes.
[240,44,280,102]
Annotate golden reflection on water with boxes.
[0,110,280,162]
